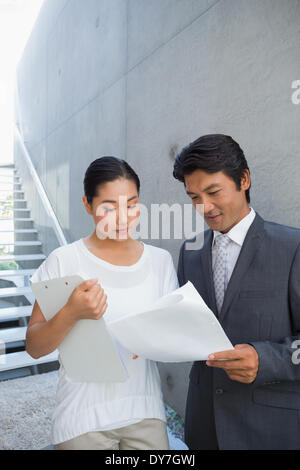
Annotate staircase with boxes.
[0,164,58,380]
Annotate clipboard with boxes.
[30,275,128,383]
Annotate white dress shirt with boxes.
[211,207,256,289]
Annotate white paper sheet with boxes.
[108,281,234,362]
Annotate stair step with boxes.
[0,306,32,321]
[0,194,24,200]
[0,350,59,372]
[13,209,30,217]
[12,219,34,229]
[0,269,36,277]
[0,254,45,262]
[0,217,24,222]
[0,176,19,181]
[4,219,34,228]
[0,326,27,343]
[1,241,41,246]
[12,201,27,209]
[0,286,32,298]
[1,229,38,241]
[0,368,32,380]
[0,190,24,195]
[6,229,37,233]
[0,188,20,191]
[11,217,33,221]
[1,241,42,254]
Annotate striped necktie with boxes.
[213,234,231,314]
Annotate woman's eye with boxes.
[208,191,219,195]
[104,207,115,212]
[127,205,138,213]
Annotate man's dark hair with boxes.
[84,156,140,205]
[173,134,251,203]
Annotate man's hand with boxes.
[206,344,259,384]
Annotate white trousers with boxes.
[54,418,169,450]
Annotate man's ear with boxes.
[241,169,251,191]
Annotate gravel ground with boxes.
[0,370,186,449]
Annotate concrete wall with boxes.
[15,0,300,418]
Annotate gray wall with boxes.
[15,0,300,418]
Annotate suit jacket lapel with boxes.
[218,212,265,320]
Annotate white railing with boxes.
[14,124,68,247]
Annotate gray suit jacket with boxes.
[178,212,300,449]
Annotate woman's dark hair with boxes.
[173,134,251,203]
[84,156,140,205]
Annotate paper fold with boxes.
[108,281,233,362]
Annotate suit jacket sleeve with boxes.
[250,242,300,385]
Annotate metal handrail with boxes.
[14,125,68,246]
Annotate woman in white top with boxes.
[26,156,178,450]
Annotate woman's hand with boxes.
[64,278,108,322]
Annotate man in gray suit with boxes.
[173,134,300,450]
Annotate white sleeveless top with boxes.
[29,239,178,444]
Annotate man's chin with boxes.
[205,214,223,229]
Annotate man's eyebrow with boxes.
[100,195,138,204]
[186,184,221,195]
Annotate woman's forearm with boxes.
[26,305,77,359]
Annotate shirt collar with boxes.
[212,207,256,248]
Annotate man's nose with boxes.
[203,201,215,215]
